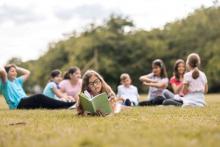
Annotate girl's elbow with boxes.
[205,88,208,94]
[139,77,144,81]
[205,84,208,94]
[27,70,31,76]
[160,84,167,89]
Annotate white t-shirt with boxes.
[183,70,207,93]
[147,73,169,100]
[117,85,139,105]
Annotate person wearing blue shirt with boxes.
[43,69,71,101]
[0,64,74,109]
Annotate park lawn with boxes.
[0,94,220,147]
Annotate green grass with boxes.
[0,95,220,147]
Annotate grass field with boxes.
[0,94,220,147]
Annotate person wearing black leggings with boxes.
[17,94,74,109]
[0,65,74,110]
[139,96,165,106]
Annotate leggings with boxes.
[162,99,183,106]
[124,99,136,106]
[162,89,183,106]
[17,94,75,109]
[139,96,165,106]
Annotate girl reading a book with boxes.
[77,70,122,116]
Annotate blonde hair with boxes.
[82,70,116,98]
[120,73,130,81]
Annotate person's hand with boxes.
[143,81,151,86]
[77,104,85,116]
[67,96,76,102]
[67,96,74,99]
[74,95,80,101]
[95,110,106,117]
[116,97,124,103]
[109,97,116,103]
[108,97,116,112]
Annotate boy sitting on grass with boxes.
[117,73,139,106]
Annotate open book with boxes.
[79,92,112,115]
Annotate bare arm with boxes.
[139,74,157,83]
[0,66,7,82]
[143,81,167,89]
[52,87,66,98]
[16,66,31,81]
[136,88,140,101]
[171,83,183,94]
[204,83,208,94]
[182,83,189,94]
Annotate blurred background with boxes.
[1,0,220,93]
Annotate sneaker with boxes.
[68,103,77,110]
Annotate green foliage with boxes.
[11,6,220,93]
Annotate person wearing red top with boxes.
[162,59,186,106]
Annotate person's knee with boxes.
[124,99,131,106]
[162,89,169,97]
[162,99,170,105]
[151,96,165,105]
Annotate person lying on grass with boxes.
[181,53,208,107]
[0,64,74,109]
[77,70,124,116]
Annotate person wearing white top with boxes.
[117,73,139,106]
[139,59,169,106]
[182,53,208,107]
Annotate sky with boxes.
[0,0,215,65]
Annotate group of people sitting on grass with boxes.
[0,53,208,115]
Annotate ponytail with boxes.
[64,72,70,79]
[192,68,199,79]
[186,53,201,80]
[50,69,61,78]
[64,66,80,80]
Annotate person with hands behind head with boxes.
[0,64,74,109]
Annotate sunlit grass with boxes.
[0,94,219,147]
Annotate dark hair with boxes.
[50,69,61,78]
[152,59,167,78]
[187,53,201,79]
[5,64,16,73]
[64,66,80,79]
[174,59,185,81]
